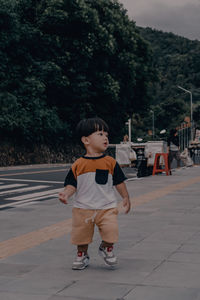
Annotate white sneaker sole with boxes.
[72,258,89,270]
[98,249,117,268]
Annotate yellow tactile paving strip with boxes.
[131,176,200,207]
[0,176,200,259]
[0,219,72,259]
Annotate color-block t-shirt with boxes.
[64,154,126,209]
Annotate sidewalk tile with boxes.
[124,286,200,300]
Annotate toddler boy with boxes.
[59,117,131,270]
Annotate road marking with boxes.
[13,198,57,208]
[0,219,72,259]
[0,178,63,184]
[0,185,49,196]
[0,184,27,190]
[126,177,142,181]
[1,175,200,259]
[0,168,67,177]
[6,188,61,201]
[130,176,200,207]
[14,201,39,207]
[21,193,59,202]
[0,194,58,209]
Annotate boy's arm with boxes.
[59,167,77,204]
[112,161,131,213]
[115,182,131,214]
[59,185,76,204]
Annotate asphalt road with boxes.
[0,165,70,211]
[0,164,137,211]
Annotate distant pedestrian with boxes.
[59,117,131,270]
[167,129,181,168]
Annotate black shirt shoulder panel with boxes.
[64,168,77,188]
[113,162,127,185]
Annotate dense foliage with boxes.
[1,0,200,152]
[138,27,200,136]
[0,0,153,145]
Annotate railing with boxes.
[178,123,191,152]
[178,121,200,165]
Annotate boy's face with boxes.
[83,130,109,153]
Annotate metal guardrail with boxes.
[178,123,191,152]
[178,121,200,165]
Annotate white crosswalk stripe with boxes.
[0,185,49,196]
[0,181,62,209]
[0,178,63,184]
[6,188,61,201]
[0,195,59,209]
[14,201,39,207]
[20,193,59,202]
[0,184,27,190]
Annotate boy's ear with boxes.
[81,136,89,145]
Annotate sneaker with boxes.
[72,252,90,270]
[98,246,117,267]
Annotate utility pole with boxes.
[150,110,155,140]
[177,86,193,140]
[126,118,132,143]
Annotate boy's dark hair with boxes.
[76,117,109,141]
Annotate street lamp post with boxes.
[125,118,131,143]
[128,118,131,143]
[150,110,155,140]
[177,86,193,140]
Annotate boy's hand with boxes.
[115,182,131,214]
[123,197,131,214]
[59,191,68,204]
[58,185,76,205]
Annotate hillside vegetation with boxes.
[0,0,153,147]
[138,27,200,134]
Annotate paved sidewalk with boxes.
[1,166,200,299]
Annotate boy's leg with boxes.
[98,241,117,267]
[96,208,119,244]
[71,208,95,245]
[71,208,95,270]
[72,247,90,270]
[96,208,118,266]
[100,241,113,248]
[72,244,89,270]
[77,244,88,254]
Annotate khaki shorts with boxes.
[71,207,119,245]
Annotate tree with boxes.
[0,0,70,144]
[0,0,154,144]
[154,98,188,131]
[193,104,200,127]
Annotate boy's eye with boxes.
[98,132,108,137]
